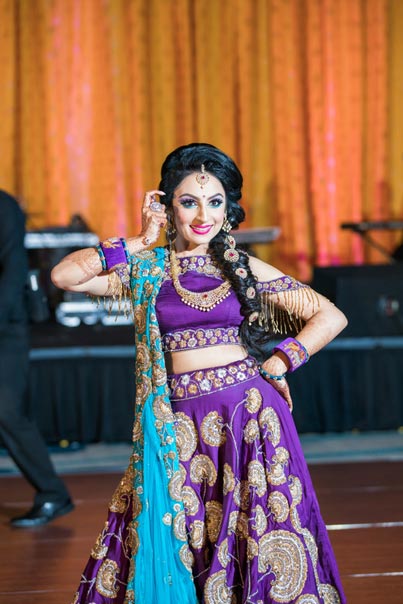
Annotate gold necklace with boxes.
[169,249,231,311]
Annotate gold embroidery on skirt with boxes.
[201,411,226,446]
[258,530,307,602]
[90,521,109,559]
[296,596,320,603]
[181,485,200,516]
[223,463,235,495]
[259,406,281,447]
[179,543,195,571]
[247,536,259,560]
[243,419,259,443]
[233,479,250,511]
[217,538,230,568]
[190,454,217,486]
[244,387,262,413]
[204,569,232,604]
[248,460,267,498]
[205,500,223,543]
[266,447,290,486]
[251,504,268,537]
[95,559,120,598]
[190,519,206,549]
[174,412,198,461]
[268,491,290,523]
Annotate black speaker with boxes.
[311,264,403,337]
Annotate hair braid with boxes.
[208,232,273,363]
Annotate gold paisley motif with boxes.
[181,485,199,516]
[296,596,320,604]
[132,416,142,442]
[169,468,186,501]
[243,419,259,444]
[247,536,259,560]
[204,569,232,604]
[268,491,290,523]
[217,538,230,568]
[149,324,160,345]
[289,474,303,506]
[136,342,151,371]
[190,519,206,549]
[233,479,250,510]
[319,584,341,604]
[258,406,281,447]
[136,376,151,403]
[90,521,109,559]
[173,510,187,542]
[109,467,133,513]
[300,526,319,568]
[248,460,267,497]
[245,387,262,413]
[266,447,290,486]
[251,504,268,537]
[205,500,223,543]
[236,511,249,539]
[152,362,167,386]
[179,543,195,571]
[201,411,226,446]
[153,396,175,423]
[228,510,239,535]
[174,412,198,461]
[133,304,146,333]
[95,559,120,598]
[223,463,235,495]
[258,530,307,602]
[190,454,217,486]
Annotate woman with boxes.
[52,143,347,604]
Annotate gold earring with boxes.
[222,214,232,233]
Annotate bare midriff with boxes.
[165,344,248,374]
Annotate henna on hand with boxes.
[72,248,103,284]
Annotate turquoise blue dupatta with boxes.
[126,247,198,604]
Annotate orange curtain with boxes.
[0,0,401,280]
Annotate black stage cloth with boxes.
[25,324,403,444]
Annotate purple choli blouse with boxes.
[155,255,307,353]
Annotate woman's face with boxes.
[171,172,226,253]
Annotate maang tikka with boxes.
[195,164,209,188]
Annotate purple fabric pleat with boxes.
[72,356,346,604]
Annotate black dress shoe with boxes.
[10,498,74,528]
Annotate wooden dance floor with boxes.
[0,460,402,603]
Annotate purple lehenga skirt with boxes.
[72,357,346,604]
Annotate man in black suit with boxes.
[0,190,73,527]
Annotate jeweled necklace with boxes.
[170,249,231,311]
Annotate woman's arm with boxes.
[51,190,167,295]
[248,255,348,408]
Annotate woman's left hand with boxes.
[260,355,293,412]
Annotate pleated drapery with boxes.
[0,0,402,280]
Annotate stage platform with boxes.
[24,323,403,445]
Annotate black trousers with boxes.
[0,330,70,505]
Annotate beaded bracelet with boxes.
[96,237,130,271]
[259,366,287,381]
[272,337,310,373]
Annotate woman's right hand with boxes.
[139,190,167,246]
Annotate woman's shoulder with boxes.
[247,254,285,282]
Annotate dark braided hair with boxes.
[159,142,273,362]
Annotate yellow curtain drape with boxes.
[0,0,402,279]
